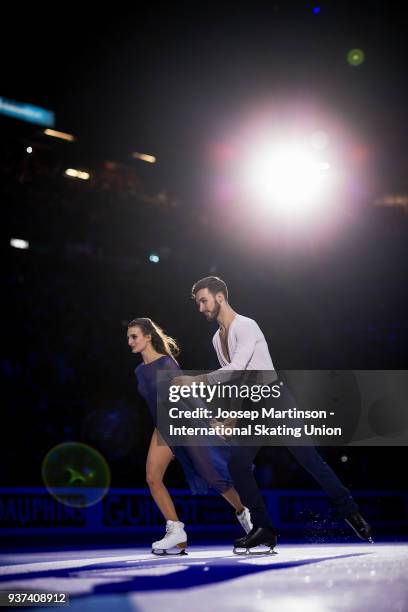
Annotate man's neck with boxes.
[217,304,238,331]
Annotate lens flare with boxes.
[42,442,111,508]
[347,49,365,66]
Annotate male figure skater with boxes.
[175,276,372,553]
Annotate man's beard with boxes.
[206,301,221,320]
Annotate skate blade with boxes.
[152,544,188,556]
[233,545,277,556]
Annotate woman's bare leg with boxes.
[146,429,179,521]
[147,432,245,518]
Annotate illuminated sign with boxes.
[0,488,404,534]
[0,96,55,127]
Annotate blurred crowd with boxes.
[2,136,407,492]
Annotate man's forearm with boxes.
[192,373,209,384]
[172,373,209,386]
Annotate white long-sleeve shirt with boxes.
[207,314,275,384]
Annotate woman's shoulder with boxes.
[134,362,144,377]
[156,355,180,370]
[136,355,180,370]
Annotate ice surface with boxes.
[1,543,407,611]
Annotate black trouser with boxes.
[228,443,359,529]
[288,445,358,519]
[228,445,274,529]
[227,375,359,529]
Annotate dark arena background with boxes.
[1,2,407,611]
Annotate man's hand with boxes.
[209,419,227,440]
[209,417,236,440]
[221,417,237,429]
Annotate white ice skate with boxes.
[236,506,253,534]
[152,520,188,556]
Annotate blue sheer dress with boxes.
[135,355,233,495]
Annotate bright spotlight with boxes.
[64,168,90,180]
[44,129,75,142]
[10,238,29,250]
[244,144,331,214]
[310,131,329,150]
[132,152,156,164]
[149,253,160,263]
[26,146,33,154]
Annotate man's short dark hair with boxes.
[191,276,228,300]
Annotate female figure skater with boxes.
[127,317,252,555]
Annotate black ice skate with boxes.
[345,512,373,543]
[233,526,278,555]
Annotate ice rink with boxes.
[1,542,407,611]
